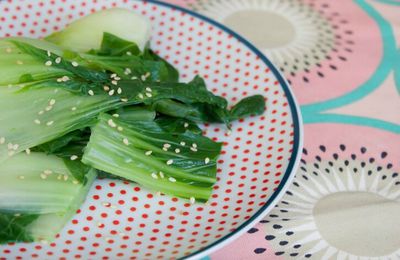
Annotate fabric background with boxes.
[164,0,400,259]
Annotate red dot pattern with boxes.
[0,1,296,259]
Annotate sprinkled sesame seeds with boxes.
[40,173,47,179]
[190,197,195,204]
[44,170,53,175]
[112,114,119,118]
[168,177,176,183]
[71,61,79,67]
[49,99,56,105]
[190,147,198,152]
[121,98,128,102]
[61,76,70,82]
[25,148,31,155]
[63,175,69,181]
[73,180,79,185]
[205,157,210,164]
[45,106,53,111]
[55,57,62,64]
[126,51,132,56]
[163,143,171,148]
[145,92,152,98]
[151,173,158,179]
[180,141,186,146]
[110,73,117,78]
[34,119,41,125]
[46,121,54,126]
[47,50,51,56]
[138,93,144,99]
[131,76,138,80]
[111,80,118,85]
[109,89,115,96]
[159,172,165,178]
[145,72,151,78]
[184,122,189,128]
[70,155,78,161]
[0,137,5,144]
[12,144,19,150]
[18,175,25,180]
[162,147,168,151]
[156,191,161,196]
[166,159,173,165]
[145,87,152,92]
[145,150,152,156]
[114,76,121,81]
[192,143,197,148]
[123,138,129,145]
[16,60,23,65]
[88,90,94,96]
[175,148,180,153]
[107,119,116,128]
[141,75,146,81]
[124,68,131,75]
[103,85,110,91]
[71,107,77,111]
[7,143,13,150]
[102,202,111,207]
[38,110,44,115]
[117,87,122,94]
[117,126,123,132]
[45,60,52,66]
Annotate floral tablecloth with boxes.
[167,0,400,259]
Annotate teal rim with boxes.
[142,0,303,259]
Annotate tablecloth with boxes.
[165,0,400,259]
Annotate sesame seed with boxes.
[7,143,13,150]
[40,240,49,244]
[47,50,51,56]
[8,151,15,156]
[88,90,94,96]
[40,173,47,179]
[103,85,110,91]
[159,172,165,178]
[162,147,168,151]
[151,173,158,179]
[184,122,189,128]
[45,106,53,111]
[141,75,146,81]
[145,72,151,78]
[72,180,79,185]
[57,78,63,83]
[190,147,198,152]
[156,191,161,196]
[49,99,56,105]
[145,92,152,98]
[102,202,111,207]
[166,159,173,165]
[190,197,195,204]
[117,126,123,132]
[16,60,23,65]
[55,57,62,64]
[205,157,210,164]
[12,144,19,150]
[180,141,186,146]
[71,107,77,111]
[111,80,118,85]
[25,148,31,155]
[145,150,153,156]
[61,76,70,82]
[18,175,25,180]
[46,121,54,126]
[38,110,44,115]
[6,47,12,53]
[63,175,69,181]
[131,76,138,80]
[192,143,197,148]
[107,119,116,128]
[109,89,115,96]
[126,51,132,56]
[112,114,119,118]
[34,119,41,125]
[226,130,232,136]
[123,138,129,145]
[97,222,103,227]
[114,76,121,81]
[117,87,122,94]
[44,170,53,175]
[45,61,52,66]
[71,61,79,67]
[70,155,78,161]
[138,93,144,99]
[163,143,171,148]
[110,73,117,78]
[175,148,180,153]
[124,68,131,75]
[121,98,128,102]
[145,87,152,92]
[168,177,176,182]
[0,137,5,144]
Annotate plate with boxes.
[0,0,303,259]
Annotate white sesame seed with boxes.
[25,148,31,155]
[45,60,52,66]
[180,141,186,146]
[45,106,53,111]
[168,177,176,182]
[70,155,78,161]
[121,98,128,102]
[8,151,15,156]
[112,114,119,118]
[71,61,79,67]
[205,157,210,164]
[5,47,12,53]
[40,240,49,244]
[163,143,171,148]
[117,87,122,94]
[145,87,152,92]
[18,175,25,180]
[156,191,161,196]
[175,148,180,153]
[61,76,70,82]
[97,222,103,227]
[131,76,138,80]
[7,143,13,150]
[141,75,146,81]
[109,89,115,96]
[162,147,168,151]
[34,119,41,125]
[88,90,94,96]
[145,150,153,156]
[57,78,63,83]
[192,143,197,148]
[166,159,173,165]
[12,144,19,150]
[184,122,189,128]
[102,202,111,207]
[38,110,44,115]
[40,173,47,179]
[117,126,123,132]
[71,106,77,111]
[190,147,198,152]
[138,93,144,99]
[46,121,54,126]
[0,137,5,144]
[145,92,152,98]
[63,175,69,181]
[123,138,129,145]
[124,68,131,75]
[107,119,116,128]
[126,51,132,56]
[151,173,158,179]
[55,57,62,64]
[49,99,56,105]
[114,76,121,81]
[103,85,110,91]
[47,50,51,56]
[44,170,53,175]
[145,72,151,78]
[159,172,165,178]
[16,60,23,65]
[190,197,195,204]
[110,73,117,78]
[72,180,79,185]
[111,80,118,85]
[226,130,232,136]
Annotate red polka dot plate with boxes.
[0,0,303,259]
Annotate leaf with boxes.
[97,32,141,56]
[0,213,39,244]
[229,95,266,120]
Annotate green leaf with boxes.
[97,32,141,56]
[0,213,39,244]
[229,95,266,120]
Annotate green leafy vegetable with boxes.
[229,95,266,121]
